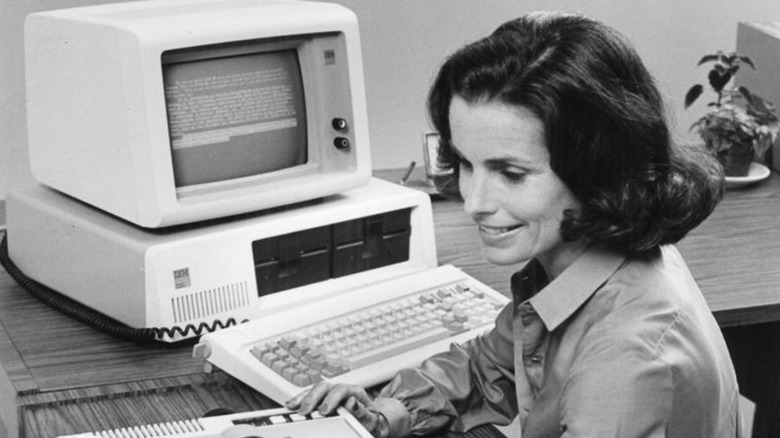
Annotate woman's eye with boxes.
[504,172,525,182]
[458,159,473,172]
[502,170,526,183]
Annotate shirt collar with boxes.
[511,245,627,331]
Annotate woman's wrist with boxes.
[367,397,411,438]
[371,412,391,438]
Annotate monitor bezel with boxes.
[161,35,332,201]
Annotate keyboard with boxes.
[58,407,373,438]
[195,265,509,404]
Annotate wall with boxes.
[2,0,780,201]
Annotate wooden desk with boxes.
[1,171,779,438]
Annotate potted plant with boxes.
[685,50,779,176]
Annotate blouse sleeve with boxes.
[368,301,518,437]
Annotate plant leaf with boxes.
[685,84,704,108]
[739,55,756,69]
[697,54,720,66]
[750,95,775,119]
[708,70,731,92]
[738,86,753,103]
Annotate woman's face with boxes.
[450,96,584,275]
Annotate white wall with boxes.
[2,0,780,201]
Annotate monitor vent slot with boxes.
[172,282,251,324]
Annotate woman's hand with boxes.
[286,381,387,437]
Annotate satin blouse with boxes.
[369,245,741,437]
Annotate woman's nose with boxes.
[461,171,496,217]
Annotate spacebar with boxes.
[345,327,451,369]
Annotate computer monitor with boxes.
[24,0,372,228]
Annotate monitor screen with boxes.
[163,47,308,188]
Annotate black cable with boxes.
[0,232,239,345]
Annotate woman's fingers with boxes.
[287,384,385,437]
[285,380,334,414]
[318,383,371,415]
[285,382,373,417]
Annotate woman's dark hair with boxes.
[428,11,723,257]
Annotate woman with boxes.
[287,12,740,437]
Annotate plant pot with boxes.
[717,142,753,177]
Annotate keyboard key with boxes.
[271,360,288,375]
[321,365,346,379]
[290,345,308,358]
[307,370,323,384]
[282,367,297,381]
[261,352,278,367]
[278,337,297,350]
[269,416,287,425]
[293,374,312,387]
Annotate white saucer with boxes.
[725,162,771,188]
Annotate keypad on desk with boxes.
[234,411,324,427]
[249,281,504,387]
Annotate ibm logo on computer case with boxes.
[323,49,336,65]
[174,268,191,289]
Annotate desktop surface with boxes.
[1,170,780,437]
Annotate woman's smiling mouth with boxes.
[478,224,524,237]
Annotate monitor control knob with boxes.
[332,118,349,132]
[334,137,350,150]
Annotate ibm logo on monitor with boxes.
[174,268,191,289]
